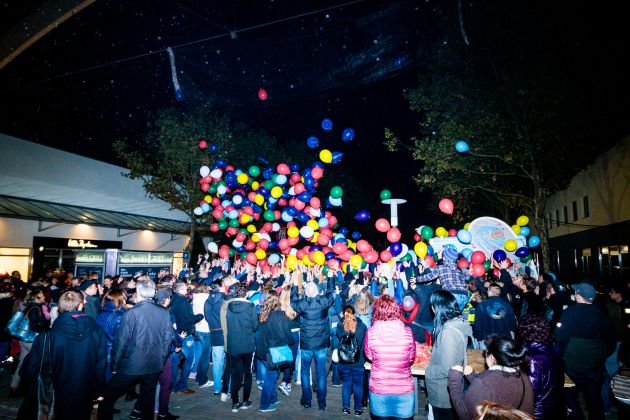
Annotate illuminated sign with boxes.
[67,239,98,249]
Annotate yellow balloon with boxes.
[254,194,265,206]
[247,224,257,234]
[414,242,428,258]
[463,222,471,230]
[511,225,521,235]
[287,227,299,238]
[312,251,325,265]
[204,195,212,203]
[271,186,283,199]
[436,227,448,237]
[251,233,260,243]
[349,254,363,268]
[504,239,517,252]
[302,255,314,266]
[251,181,260,190]
[516,215,529,227]
[256,249,267,260]
[237,173,249,184]
[319,149,332,164]
[240,213,251,224]
[287,255,298,271]
[307,220,319,231]
[348,242,357,251]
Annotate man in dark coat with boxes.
[169,282,203,393]
[78,279,101,319]
[291,276,335,410]
[474,283,518,347]
[98,279,172,420]
[204,278,226,395]
[18,290,107,420]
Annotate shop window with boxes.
[0,247,31,280]
[555,209,560,227]
[572,201,578,221]
[583,196,589,218]
[547,213,552,229]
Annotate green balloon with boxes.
[263,210,276,222]
[228,219,239,228]
[218,220,228,230]
[380,189,392,200]
[240,252,248,260]
[322,265,329,276]
[228,248,235,257]
[238,228,249,235]
[483,260,492,271]
[208,184,217,194]
[248,166,260,177]
[264,180,274,190]
[520,255,532,263]
[421,226,434,240]
[330,186,343,199]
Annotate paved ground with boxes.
[0,361,429,419]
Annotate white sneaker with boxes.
[220,392,228,402]
[278,383,290,397]
[199,380,214,389]
[188,372,197,380]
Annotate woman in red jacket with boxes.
[364,295,416,420]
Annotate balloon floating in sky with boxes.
[319,149,332,163]
[258,88,268,101]
[454,140,469,153]
[342,128,355,142]
[438,198,454,215]
[321,118,333,131]
[380,189,392,201]
[198,140,208,150]
[166,47,184,101]
[306,136,319,149]
[331,151,344,164]
[209,143,218,153]
[528,235,541,248]
[354,210,370,222]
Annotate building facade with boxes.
[0,133,191,280]
[545,136,630,283]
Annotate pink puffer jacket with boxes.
[364,319,416,395]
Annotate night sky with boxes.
[1,0,629,237]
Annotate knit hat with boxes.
[572,283,596,301]
[78,279,96,292]
[442,248,459,261]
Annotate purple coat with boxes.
[525,341,565,419]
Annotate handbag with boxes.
[267,345,293,369]
[5,307,39,343]
[338,333,359,364]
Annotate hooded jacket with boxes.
[291,281,335,350]
[473,296,517,341]
[95,300,125,355]
[364,319,416,395]
[111,299,172,375]
[255,310,293,362]
[524,341,565,419]
[204,291,225,346]
[170,293,203,336]
[20,311,107,420]
[225,298,258,355]
[425,317,472,408]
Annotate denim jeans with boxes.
[300,347,328,409]
[565,369,605,420]
[339,365,364,411]
[260,360,280,410]
[282,330,300,384]
[211,346,225,394]
[257,358,267,384]
[195,332,212,385]
[173,335,196,391]
[330,324,341,385]
[369,391,414,418]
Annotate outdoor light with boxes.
[601,247,609,254]
[381,198,407,227]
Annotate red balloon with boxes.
[246,252,258,265]
[317,234,331,246]
[327,259,339,270]
[457,259,470,270]
[386,227,401,243]
[311,167,324,179]
[245,240,256,251]
[413,233,421,242]
[211,197,220,206]
[258,88,268,101]
[226,227,238,236]
[448,229,457,237]
[201,183,210,192]
[379,250,393,262]
[375,218,391,233]
[340,250,354,262]
[356,240,372,253]
[198,140,208,150]
[424,255,436,268]
[218,245,230,259]
[210,223,219,232]
[258,239,269,250]
[493,268,500,277]
[294,200,305,211]
[294,183,305,195]
[332,242,348,255]
[471,251,486,264]
[278,239,289,250]
[471,263,486,277]
[276,163,290,175]
[236,232,247,242]
[296,249,306,260]
[504,258,513,266]
[364,250,379,264]
[310,197,321,209]
[287,237,299,246]
[438,198,454,215]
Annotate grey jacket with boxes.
[425,317,472,408]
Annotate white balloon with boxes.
[210,168,223,178]
[193,207,203,216]
[300,226,314,238]
[400,243,409,257]
[272,223,280,232]
[309,207,321,218]
[259,233,271,242]
[207,242,219,253]
[289,248,298,257]
[217,185,227,195]
[379,263,392,277]
[199,166,210,177]
[232,195,243,205]
[232,240,243,248]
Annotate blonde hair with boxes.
[258,294,281,324]
[59,290,84,313]
[354,288,375,316]
[342,305,357,334]
[474,402,533,420]
[280,284,297,320]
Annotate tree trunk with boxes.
[533,184,550,272]
[187,216,196,253]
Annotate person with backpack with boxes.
[336,305,367,416]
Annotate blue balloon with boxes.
[455,140,469,153]
[175,89,185,101]
[281,211,293,222]
[290,163,300,172]
[297,192,312,202]
[325,252,336,261]
[310,245,322,252]
[457,229,472,244]
[306,136,319,149]
[312,161,325,169]
[339,227,350,236]
[209,143,218,153]
[262,168,273,179]
[268,254,280,265]
[228,210,238,219]
[329,196,342,207]
[201,203,210,213]
[318,217,329,228]
[390,242,403,256]
[492,250,507,262]
[275,174,287,185]
[287,207,298,216]
[461,248,473,259]
[519,226,530,236]
[215,159,226,168]
[351,231,362,241]
[297,212,310,224]
[528,236,541,248]
[258,156,269,165]
[515,247,530,258]
[331,151,344,164]
[427,245,435,256]
[304,177,316,190]
[354,210,370,222]
[342,128,355,141]
[321,118,333,131]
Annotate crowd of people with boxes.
[0,248,628,420]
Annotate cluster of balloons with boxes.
[306,118,355,165]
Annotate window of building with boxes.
[572,201,578,221]
[583,196,589,218]
[547,213,552,229]
[555,209,560,227]
[563,206,568,224]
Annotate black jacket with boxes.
[111,299,172,375]
[20,311,107,420]
[84,294,101,319]
[25,303,50,333]
[473,296,518,340]
[204,291,225,346]
[411,283,441,326]
[291,282,335,350]
[556,302,615,375]
[170,293,203,335]
[255,310,294,362]
[226,298,258,355]
[336,317,368,369]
